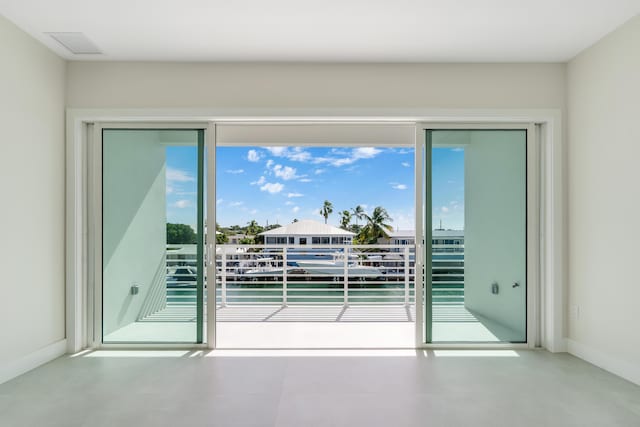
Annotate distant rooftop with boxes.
[388,229,464,238]
[259,219,355,236]
[433,229,464,237]
[388,230,415,238]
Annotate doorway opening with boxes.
[214,145,416,348]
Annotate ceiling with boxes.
[1,0,638,62]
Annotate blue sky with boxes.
[165,146,464,231]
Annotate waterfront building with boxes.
[259,219,355,245]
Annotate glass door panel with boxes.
[102,129,205,343]
[427,129,527,343]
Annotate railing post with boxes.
[221,246,227,307]
[404,246,410,305]
[343,245,349,306]
[282,247,288,306]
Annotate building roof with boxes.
[388,230,415,238]
[387,230,464,238]
[259,219,355,236]
[433,230,464,237]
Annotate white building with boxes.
[378,229,464,247]
[227,234,251,245]
[260,219,355,245]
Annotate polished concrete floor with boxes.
[1,349,639,426]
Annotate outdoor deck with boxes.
[103,241,519,345]
[104,304,519,346]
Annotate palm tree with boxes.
[319,200,333,224]
[359,206,393,243]
[246,219,261,236]
[339,210,352,229]
[351,205,365,225]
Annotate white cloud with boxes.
[329,157,356,167]
[173,200,192,208]
[250,209,258,215]
[314,147,382,167]
[287,192,303,198]
[289,151,311,162]
[401,162,410,168]
[292,206,300,213]
[251,176,266,185]
[261,146,384,168]
[216,198,223,205]
[166,184,174,194]
[451,148,464,152]
[353,147,381,159]
[298,178,312,182]
[229,201,244,207]
[226,169,244,174]
[441,206,450,213]
[285,201,294,206]
[392,183,408,190]
[314,169,326,175]
[273,164,297,180]
[265,147,287,156]
[166,168,194,182]
[266,159,274,169]
[247,150,260,162]
[264,146,313,163]
[260,182,284,194]
[393,148,413,155]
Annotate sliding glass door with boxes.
[101,128,205,343]
[424,128,528,343]
[96,123,531,347]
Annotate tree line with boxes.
[168,201,394,245]
[319,200,394,244]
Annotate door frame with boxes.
[415,123,539,348]
[88,122,210,349]
[67,109,564,353]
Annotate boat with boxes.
[238,257,298,278]
[295,260,383,277]
[167,266,197,287]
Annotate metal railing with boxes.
[165,243,464,307]
[216,244,414,306]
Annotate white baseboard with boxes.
[544,336,567,353]
[567,338,640,386]
[0,339,67,385]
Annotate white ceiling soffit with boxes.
[1,0,639,62]
[216,123,416,146]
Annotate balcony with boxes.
[105,242,512,345]
[165,243,464,307]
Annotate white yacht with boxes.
[295,259,382,277]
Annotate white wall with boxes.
[0,15,66,382]
[66,62,565,109]
[567,14,640,385]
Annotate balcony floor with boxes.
[103,304,521,346]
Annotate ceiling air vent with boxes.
[46,32,102,54]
